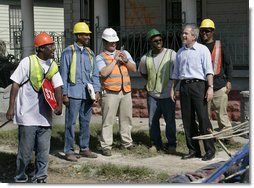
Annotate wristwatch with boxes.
[208,85,214,88]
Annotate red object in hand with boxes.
[42,79,57,110]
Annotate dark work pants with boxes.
[180,81,215,155]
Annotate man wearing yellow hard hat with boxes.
[200,19,235,144]
[60,21,101,161]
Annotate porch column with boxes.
[182,0,196,24]
[94,0,108,54]
[21,0,34,58]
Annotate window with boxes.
[9,5,22,50]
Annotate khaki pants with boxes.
[100,90,133,150]
[208,87,232,131]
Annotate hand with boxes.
[94,92,101,103]
[119,52,128,63]
[54,105,62,115]
[6,107,14,121]
[205,87,214,102]
[226,82,231,94]
[114,51,122,62]
[63,95,69,107]
[170,88,176,103]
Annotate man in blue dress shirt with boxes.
[171,24,216,161]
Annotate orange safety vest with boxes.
[100,51,131,92]
[211,40,222,75]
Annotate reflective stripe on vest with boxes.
[100,51,131,92]
[211,40,222,75]
[29,55,59,92]
[69,45,94,84]
[146,49,172,93]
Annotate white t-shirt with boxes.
[10,56,63,126]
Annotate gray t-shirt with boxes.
[138,48,176,98]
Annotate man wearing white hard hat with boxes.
[96,28,137,156]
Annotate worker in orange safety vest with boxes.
[96,28,136,156]
[200,19,235,144]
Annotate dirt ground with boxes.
[0,117,249,184]
[0,143,247,184]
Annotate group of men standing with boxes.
[5,18,233,183]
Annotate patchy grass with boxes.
[0,123,244,183]
[0,123,243,156]
[48,162,169,183]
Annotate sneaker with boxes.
[14,176,28,183]
[36,178,47,183]
[31,176,47,183]
[102,149,112,156]
[79,150,98,158]
[65,153,78,162]
[149,146,158,153]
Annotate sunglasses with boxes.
[152,39,162,43]
[200,29,213,33]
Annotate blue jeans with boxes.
[15,125,52,182]
[64,98,93,154]
[147,95,176,148]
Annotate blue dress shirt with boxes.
[60,42,101,99]
[172,42,213,80]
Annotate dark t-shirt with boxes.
[204,41,233,90]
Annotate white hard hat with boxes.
[102,28,119,42]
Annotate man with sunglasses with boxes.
[96,28,136,156]
[138,29,177,154]
[200,19,235,145]
[6,32,63,183]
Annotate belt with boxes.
[182,79,204,84]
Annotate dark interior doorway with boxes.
[108,0,120,27]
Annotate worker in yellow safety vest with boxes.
[6,32,63,183]
[139,28,177,154]
[59,21,101,162]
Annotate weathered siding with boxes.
[34,6,64,33]
[204,0,248,23]
[202,0,248,67]
[124,0,165,29]
[0,5,10,55]
[0,5,64,56]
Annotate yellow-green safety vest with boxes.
[146,49,172,93]
[69,45,94,84]
[29,55,59,92]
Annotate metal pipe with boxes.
[21,0,34,58]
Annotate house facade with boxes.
[63,0,248,121]
[0,0,64,62]
[0,0,250,121]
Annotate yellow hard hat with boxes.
[200,19,215,29]
[73,22,92,34]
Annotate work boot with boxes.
[126,144,136,150]
[65,153,78,162]
[79,150,98,158]
[166,146,177,154]
[102,149,112,156]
